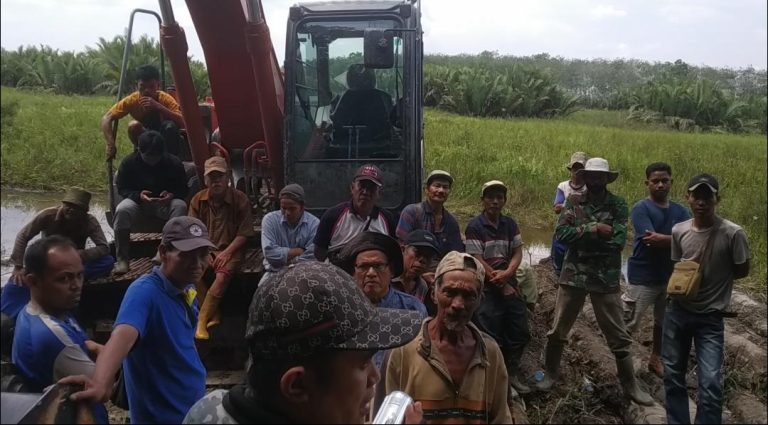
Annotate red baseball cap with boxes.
[353,164,383,187]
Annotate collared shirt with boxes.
[391,276,430,303]
[10,207,109,266]
[12,302,108,423]
[115,267,206,424]
[261,210,320,272]
[116,151,189,203]
[464,213,524,269]
[382,319,512,424]
[189,187,255,253]
[396,201,464,257]
[314,201,396,256]
[556,190,628,293]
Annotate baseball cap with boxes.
[687,174,719,193]
[161,216,216,252]
[279,183,305,203]
[426,170,454,186]
[246,262,423,360]
[481,180,507,196]
[404,230,440,256]
[354,164,383,187]
[204,156,228,176]
[567,152,588,169]
[339,232,404,277]
[435,251,485,288]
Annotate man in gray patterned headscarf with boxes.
[183,262,424,424]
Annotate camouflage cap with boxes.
[435,251,485,289]
[246,262,422,360]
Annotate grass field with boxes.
[2,87,766,293]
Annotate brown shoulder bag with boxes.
[667,220,720,298]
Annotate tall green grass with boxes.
[1,87,131,191]
[1,88,765,292]
[425,109,767,294]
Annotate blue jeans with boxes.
[662,301,725,424]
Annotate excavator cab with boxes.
[284,0,424,216]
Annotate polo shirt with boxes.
[108,90,181,122]
[261,210,320,272]
[115,266,206,424]
[464,213,524,270]
[395,201,464,257]
[12,302,108,423]
[1,279,30,319]
[314,201,396,256]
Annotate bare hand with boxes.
[139,190,156,204]
[138,96,159,112]
[84,340,104,360]
[404,401,423,424]
[212,250,232,271]
[642,231,665,247]
[10,267,25,285]
[106,143,117,161]
[421,272,435,285]
[596,223,613,240]
[58,375,112,404]
[489,269,510,284]
[554,204,564,214]
[157,191,174,204]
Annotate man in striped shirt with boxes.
[464,180,532,395]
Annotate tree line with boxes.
[1,38,765,133]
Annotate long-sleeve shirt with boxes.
[116,152,188,204]
[555,190,628,293]
[261,210,319,272]
[11,207,109,266]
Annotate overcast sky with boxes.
[1,0,766,70]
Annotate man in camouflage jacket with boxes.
[535,158,654,407]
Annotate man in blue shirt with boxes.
[12,235,107,423]
[60,216,215,423]
[625,162,690,377]
[339,231,427,368]
[260,184,319,285]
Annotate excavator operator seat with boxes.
[330,65,393,156]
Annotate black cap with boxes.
[404,230,440,256]
[246,262,422,360]
[339,232,404,277]
[687,174,719,193]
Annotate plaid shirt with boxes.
[396,201,464,257]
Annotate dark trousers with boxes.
[662,302,725,424]
[472,286,531,368]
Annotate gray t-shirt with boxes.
[671,218,750,313]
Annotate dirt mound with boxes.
[516,264,767,424]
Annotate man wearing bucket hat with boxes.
[188,156,255,340]
[663,174,750,424]
[182,262,425,424]
[60,216,216,424]
[339,231,427,368]
[314,164,396,265]
[2,188,113,323]
[550,152,589,275]
[378,251,513,424]
[538,158,654,406]
[396,170,464,259]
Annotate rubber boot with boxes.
[113,229,131,275]
[535,341,563,392]
[195,295,221,340]
[647,325,664,378]
[505,349,531,394]
[616,354,655,406]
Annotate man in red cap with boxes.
[313,164,396,265]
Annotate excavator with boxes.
[0,0,425,404]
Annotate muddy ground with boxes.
[108,263,767,424]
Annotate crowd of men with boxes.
[0,64,752,425]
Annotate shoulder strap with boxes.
[698,219,722,263]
